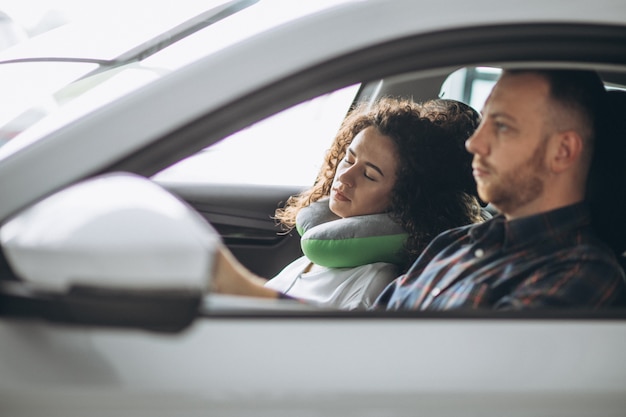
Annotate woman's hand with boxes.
[210,247,280,299]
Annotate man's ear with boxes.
[550,131,584,173]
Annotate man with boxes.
[376,69,625,309]
[212,69,625,310]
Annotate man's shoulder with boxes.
[554,233,621,266]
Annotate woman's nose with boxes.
[337,165,355,187]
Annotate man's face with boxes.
[465,72,554,218]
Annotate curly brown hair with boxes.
[275,97,483,270]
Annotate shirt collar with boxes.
[469,202,591,250]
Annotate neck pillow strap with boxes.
[295,198,408,268]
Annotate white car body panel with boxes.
[1,317,626,415]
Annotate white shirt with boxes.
[264,256,399,310]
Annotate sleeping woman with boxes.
[212,97,486,309]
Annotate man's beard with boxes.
[477,138,549,214]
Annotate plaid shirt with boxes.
[375,203,625,310]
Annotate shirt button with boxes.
[474,248,485,258]
[431,287,441,297]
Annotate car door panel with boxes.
[159,181,304,278]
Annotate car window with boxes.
[150,65,503,206]
[153,84,361,187]
[439,67,501,111]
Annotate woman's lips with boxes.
[332,189,350,202]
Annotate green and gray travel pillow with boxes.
[295,198,408,268]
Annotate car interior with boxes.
[0,61,624,324]
[153,64,626,306]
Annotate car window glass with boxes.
[153,84,361,187]
[0,62,163,157]
[439,67,501,110]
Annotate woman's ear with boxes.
[550,130,584,173]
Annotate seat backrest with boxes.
[588,89,626,255]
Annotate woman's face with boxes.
[329,126,399,218]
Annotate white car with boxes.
[1,1,626,415]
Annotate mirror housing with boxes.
[0,173,221,331]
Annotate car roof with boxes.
[0,0,625,222]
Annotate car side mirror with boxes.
[0,173,221,331]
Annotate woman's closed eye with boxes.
[342,147,384,181]
[364,170,376,181]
